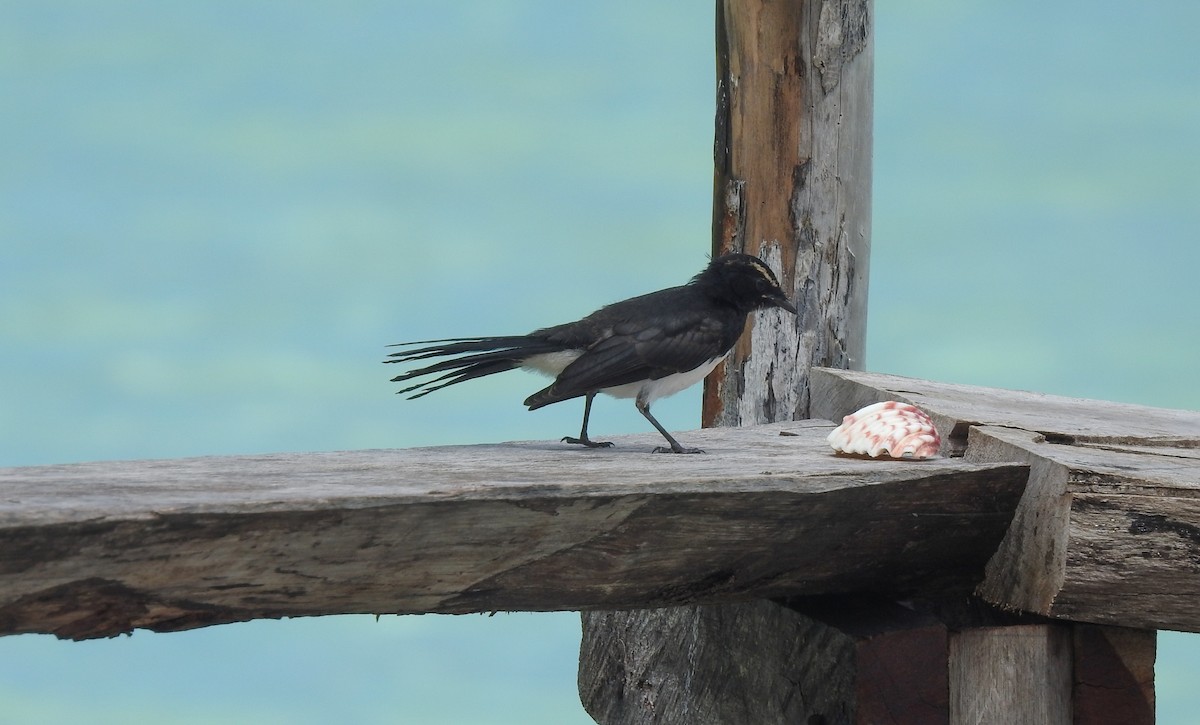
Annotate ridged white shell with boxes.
[827,401,941,459]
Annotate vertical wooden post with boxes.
[947,623,1155,725]
[949,625,1074,724]
[706,0,872,425]
[578,0,873,722]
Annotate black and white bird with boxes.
[385,253,797,453]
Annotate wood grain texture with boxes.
[949,624,1073,725]
[0,422,1026,640]
[580,601,823,725]
[705,0,873,427]
[582,598,948,725]
[947,621,1155,725]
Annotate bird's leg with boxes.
[561,392,614,448]
[636,398,703,454]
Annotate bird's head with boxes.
[697,253,798,315]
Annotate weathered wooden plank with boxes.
[812,367,1200,632]
[0,421,1025,640]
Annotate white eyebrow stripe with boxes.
[749,260,778,284]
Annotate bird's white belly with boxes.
[522,350,584,377]
[601,354,726,404]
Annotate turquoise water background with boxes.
[3,1,1198,722]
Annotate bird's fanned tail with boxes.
[385,336,565,399]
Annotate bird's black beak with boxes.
[768,293,798,315]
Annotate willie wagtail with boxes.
[385,253,797,453]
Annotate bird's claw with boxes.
[652,446,704,454]
[562,436,615,449]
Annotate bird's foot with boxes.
[562,436,615,449]
[652,445,704,454]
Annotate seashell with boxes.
[827,401,941,460]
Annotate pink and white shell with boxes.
[826,401,941,460]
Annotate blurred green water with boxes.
[2,1,1197,722]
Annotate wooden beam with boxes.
[812,367,1200,632]
[969,426,1200,632]
[0,422,1025,640]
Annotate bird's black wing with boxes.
[524,300,740,410]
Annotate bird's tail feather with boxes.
[385,336,563,399]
